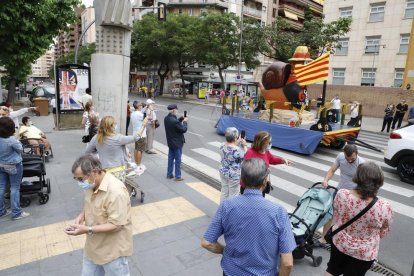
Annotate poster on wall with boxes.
[198,82,208,99]
[55,64,91,113]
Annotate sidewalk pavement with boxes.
[0,110,383,275]
[155,93,392,135]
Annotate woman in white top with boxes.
[81,101,93,134]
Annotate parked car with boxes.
[28,86,55,103]
[384,125,414,184]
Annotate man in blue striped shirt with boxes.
[201,158,296,276]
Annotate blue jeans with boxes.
[0,162,23,218]
[82,254,130,276]
[167,148,182,179]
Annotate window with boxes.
[335,38,349,55]
[361,68,376,86]
[188,8,193,16]
[369,3,385,22]
[365,36,381,53]
[405,0,414,18]
[272,8,276,18]
[399,34,410,53]
[394,69,404,87]
[333,68,346,85]
[178,9,183,14]
[339,7,353,18]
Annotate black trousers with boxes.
[381,116,393,132]
[392,113,404,129]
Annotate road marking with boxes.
[207,142,414,197]
[187,131,203,137]
[0,197,204,271]
[191,145,414,219]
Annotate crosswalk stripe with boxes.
[207,142,414,198]
[192,145,414,219]
[153,142,297,212]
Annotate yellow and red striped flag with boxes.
[293,53,330,86]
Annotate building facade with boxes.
[55,6,85,59]
[324,0,413,87]
[81,7,96,45]
[30,49,55,79]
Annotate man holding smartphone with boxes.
[164,104,188,181]
[66,155,133,275]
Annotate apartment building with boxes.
[30,49,55,80]
[55,6,85,59]
[324,0,413,87]
[81,7,96,45]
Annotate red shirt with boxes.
[241,149,284,187]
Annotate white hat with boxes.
[146,99,155,105]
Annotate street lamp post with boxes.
[368,44,386,86]
[238,0,244,85]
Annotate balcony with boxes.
[168,0,228,8]
[283,0,323,15]
[284,17,303,30]
[243,6,263,18]
[278,3,304,19]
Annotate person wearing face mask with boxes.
[318,144,365,246]
[18,116,51,155]
[85,116,142,186]
[242,131,293,197]
[66,155,132,275]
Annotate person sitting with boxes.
[18,116,51,155]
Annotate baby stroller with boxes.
[289,182,337,267]
[20,154,51,207]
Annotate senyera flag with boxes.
[293,53,330,86]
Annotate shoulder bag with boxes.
[324,196,378,244]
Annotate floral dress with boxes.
[332,189,393,261]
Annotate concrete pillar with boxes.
[91,0,132,135]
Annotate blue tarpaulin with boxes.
[216,115,324,155]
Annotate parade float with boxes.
[216,46,362,155]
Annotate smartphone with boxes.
[184,111,187,117]
[240,130,246,139]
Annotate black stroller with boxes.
[20,154,51,207]
[289,182,337,267]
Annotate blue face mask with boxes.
[77,179,94,190]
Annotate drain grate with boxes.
[182,163,403,276]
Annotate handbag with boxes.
[154,119,160,129]
[81,135,90,143]
[324,196,378,244]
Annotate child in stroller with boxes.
[289,182,337,267]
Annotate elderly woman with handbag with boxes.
[325,162,394,276]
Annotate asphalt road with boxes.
[131,95,414,276]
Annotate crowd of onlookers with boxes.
[381,99,414,132]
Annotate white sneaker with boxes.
[135,165,146,176]
[13,212,30,220]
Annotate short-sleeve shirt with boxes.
[332,189,393,261]
[219,144,244,180]
[334,152,365,190]
[130,110,147,138]
[203,189,296,275]
[331,98,341,109]
[84,172,133,265]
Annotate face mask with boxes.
[77,179,94,190]
[28,121,33,126]
[113,124,118,132]
[266,143,272,151]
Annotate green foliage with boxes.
[48,43,96,79]
[0,0,79,102]
[262,11,352,62]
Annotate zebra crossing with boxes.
[154,130,414,219]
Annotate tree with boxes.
[48,43,95,79]
[199,12,240,89]
[261,12,352,62]
[166,14,202,98]
[131,14,174,96]
[0,0,79,103]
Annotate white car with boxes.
[384,124,414,184]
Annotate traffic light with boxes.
[158,2,166,21]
